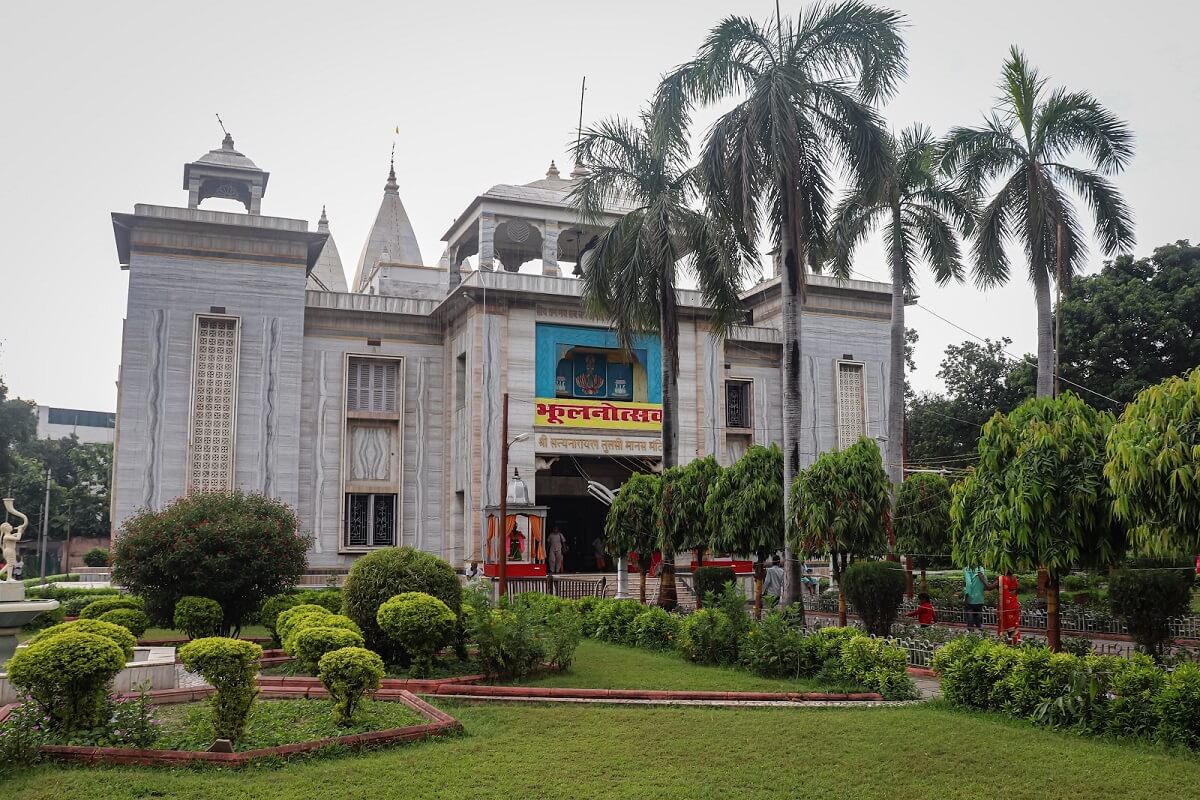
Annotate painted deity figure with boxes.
[574,355,606,396]
[0,498,29,581]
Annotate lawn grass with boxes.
[152,698,422,752]
[6,701,1198,799]
[509,639,837,692]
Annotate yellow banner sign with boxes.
[534,398,663,432]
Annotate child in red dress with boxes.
[905,593,937,627]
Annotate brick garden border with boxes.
[0,685,461,768]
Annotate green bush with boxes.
[1109,566,1195,658]
[463,589,544,678]
[82,548,109,567]
[319,646,385,726]
[78,595,143,619]
[1155,662,1200,749]
[838,635,916,700]
[0,701,51,771]
[692,567,735,604]
[260,594,305,646]
[576,596,603,636]
[6,632,127,731]
[708,581,750,637]
[740,612,807,678]
[993,646,1078,717]
[1104,653,1163,738]
[283,612,360,656]
[178,637,263,741]
[509,592,572,623]
[543,608,582,670]
[376,592,458,677]
[29,618,137,660]
[590,599,644,644]
[629,607,680,651]
[342,547,461,660]
[112,491,308,635]
[678,609,738,665]
[934,638,1020,710]
[173,596,224,640]
[292,626,366,674]
[97,608,150,637]
[840,560,907,636]
[275,604,333,650]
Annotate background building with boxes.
[37,406,115,444]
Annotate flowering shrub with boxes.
[0,701,50,771]
[99,686,160,748]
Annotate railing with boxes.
[505,576,608,600]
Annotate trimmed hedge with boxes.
[292,626,365,673]
[840,560,907,636]
[83,548,109,567]
[319,647,385,726]
[97,608,151,637]
[6,632,127,730]
[376,592,457,677]
[79,596,143,620]
[174,596,224,640]
[29,618,138,660]
[178,637,262,741]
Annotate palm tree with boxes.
[653,3,907,607]
[940,46,1134,398]
[827,124,975,505]
[570,113,750,610]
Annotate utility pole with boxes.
[1054,221,1064,398]
[498,392,509,598]
[39,467,50,580]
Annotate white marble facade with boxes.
[109,140,894,571]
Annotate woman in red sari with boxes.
[997,571,1021,644]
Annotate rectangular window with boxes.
[48,408,115,428]
[725,380,752,430]
[347,357,399,413]
[836,361,866,449]
[188,316,239,493]
[345,493,397,548]
[455,354,467,410]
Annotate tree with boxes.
[571,115,749,611]
[906,337,1035,469]
[1106,368,1200,556]
[661,455,723,578]
[950,393,1126,650]
[828,123,975,505]
[941,45,1135,398]
[603,472,661,604]
[705,445,785,618]
[0,376,36,480]
[1060,241,1200,404]
[790,437,891,625]
[655,3,907,605]
[892,472,951,592]
[112,490,309,635]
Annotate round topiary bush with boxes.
[83,548,110,568]
[78,596,144,620]
[376,592,457,677]
[6,631,127,731]
[840,560,908,636]
[1109,564,1195,658]
[173,596,224,640]
[319,646,385,726]
[678,609,738,665]
[342,547,462,659]
[112,491,308,635]
[275,604,333,650]
[178,637,263,742]
[292,626,366,674]
[260,594,305,646]
[97,608,151,638]
[29,618,137,660]
[283,613,360,656]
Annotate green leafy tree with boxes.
[603,472,661,604]
[1106,368,1200,556]
[571,115,749,611]
[661,455,723,573]
[951,393,1126,650]
[654,3,906,605]
[906,337,1035,469]
[892,472,951,592]
[941,46,1135,398]
[1060,241,1200,404]
[790,438,891,624]
[828,123,975,497]
[0,376,36,480]
[705,445,785,618]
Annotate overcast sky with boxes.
[2,1,1196,412]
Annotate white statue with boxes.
[0,498,29,582]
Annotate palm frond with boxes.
[1046,163,1135,255]
[1035,89,1134,174]
[903,204,965,287]
[972,168,1025,287]
[792,0,908,102]
[826,191,884,278]
[999,45,1046,146]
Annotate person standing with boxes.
[762,554,785,606]
[963,566,988,631]
[547,525,567,574]
[998,571,1021,644]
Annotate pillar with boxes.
[478,212,495,271]
[541,222,561,277]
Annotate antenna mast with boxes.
[215,113,228,137]
[575,76,587,155]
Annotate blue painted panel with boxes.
[535,323,661,402]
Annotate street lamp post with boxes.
[496,392,529,599]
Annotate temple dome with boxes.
[194,133,261,171]
[352,159,423,292]
[308,206,348,292]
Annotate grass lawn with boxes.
[511,639,837,692]
[152,698,422,752]
[7,701,1198,799]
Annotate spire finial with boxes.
[215,113,234,149]
[318,205,329,230]
[546,160,560,179]
[385,144,399,192]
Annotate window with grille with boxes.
[345,493,397,547]
[347,357,399,413]
[836,362,866,449]
[188,316,239,493]
[725,380,752,429]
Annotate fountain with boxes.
[0,498,60,665]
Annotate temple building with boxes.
[109,134,893,575]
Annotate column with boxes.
[541,221,561,277]
[478,212,495,271]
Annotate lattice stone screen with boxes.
[836,361,865,450]
[188,316,239,492]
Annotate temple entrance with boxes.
[535,455,657,574]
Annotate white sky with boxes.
[2,0,1196,411]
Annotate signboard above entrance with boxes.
[535,432,662,457]
[534,398,662,432]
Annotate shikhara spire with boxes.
[352,154,423,291]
